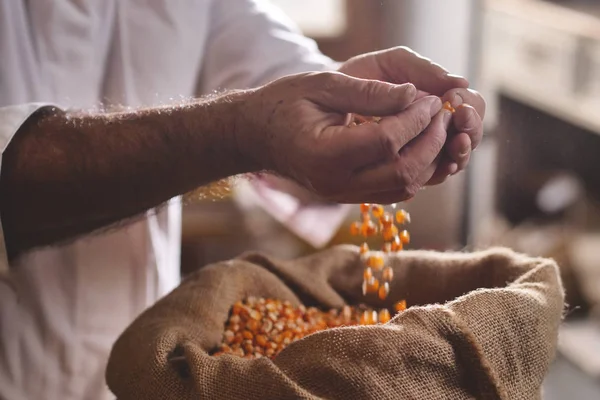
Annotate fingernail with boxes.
[391,83,416,101]
[459,146,470,157]
[404,83,417,99]
[452,93,464,108]
[443,110,452,126]
[446,73,469,84]
[429,97,442,116]
[446,73,466,79]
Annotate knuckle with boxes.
[397,46,417,59]
[377,131,398,160]
[316,72,344,90]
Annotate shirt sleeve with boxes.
[199,0,338,92]
[0,103,58,275]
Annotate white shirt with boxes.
[0,1,333,399]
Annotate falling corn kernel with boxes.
[359,242,369,254]
[395,210,411,225]
[361,221,377,237]
[380,213,393,227]
[367,255,385,270]
[378,282,390,300]
[391,236,403,252]
[371,204,384,219]
[365,222,377,236]
[382,242,392,253]
[367,277,380,293]
[362,212,371,223]
[360,203,370,213]
[399,230,411,245]
[382,267,394,282]
[379,308,391,324]
[363,267,373,281]
[382,225,399,241]
[394,300,407,313]
[350,222,361,236]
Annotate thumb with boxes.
[310,73,417,116]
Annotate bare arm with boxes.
[0,71,454,259]
[0,91,254,258]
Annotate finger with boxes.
[445,132,472,170]
[324,96,442,168]
[442,88,486,119]
[453,104,483,150]
[381,47,470,95]
[309,72,417,116]
[345,107,451,193]
[426,159,458,186]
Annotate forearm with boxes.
[0,91,254,258]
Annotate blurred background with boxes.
[181,0,600,397]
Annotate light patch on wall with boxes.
[269,0,347,38]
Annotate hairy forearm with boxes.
[0,91,255,258]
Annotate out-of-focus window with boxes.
[268,0,348,38]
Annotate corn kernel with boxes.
[399,230,410,245]
[395,210,411,225]
[350,222,361,236]
[378,282,390,300]
[361,221,377,237]
[360,203,370,213]
[371,204,384,218]
[363,267,373,281]
[382,267,394,282]
[379,308,391,324]
[391,236,403,252]
[359,310,370,325]
[380,213,393,227]
[442,101,456,114]
[367,254,385,270]
[382,225,398,241]
[359,242,369,254]
[394,300,407,313]
[367,277,380,293]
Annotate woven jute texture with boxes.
[106,245,564,400]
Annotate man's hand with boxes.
[338,47,486,184]
[236,71,451,204]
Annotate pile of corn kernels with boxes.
[212,297,407,359]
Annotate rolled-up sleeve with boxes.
[199,0,338,92]
[0,103,57,274]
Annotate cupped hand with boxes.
[338,46,486,186]
[236,71,451,204]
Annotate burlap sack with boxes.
[106,246,564,400]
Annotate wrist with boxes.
[230,88,274,173]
